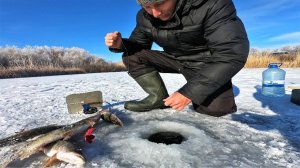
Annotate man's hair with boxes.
[136,0,165,5]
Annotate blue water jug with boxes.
[262,63,286,97]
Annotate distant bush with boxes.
[245,45,300,68]
[0,46,126,78]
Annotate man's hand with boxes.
[163,92,192,111]
[105,31,122,49]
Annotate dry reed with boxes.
[245,52,300,68]
[0,66,86,78]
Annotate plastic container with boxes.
[262,63,286,97]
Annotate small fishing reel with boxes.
[82,103,98,114]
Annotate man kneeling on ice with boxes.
[105,0,249,117]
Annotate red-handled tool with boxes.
[84,127,96,143]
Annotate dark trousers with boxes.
[123,49,237,117]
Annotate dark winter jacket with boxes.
[115,0,249,105]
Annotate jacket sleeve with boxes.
[109,10,153,54]
[178,0,249,105]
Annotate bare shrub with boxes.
[0,55,9,68]
[0,46,126,78]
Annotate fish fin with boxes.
[43,154,60,168]
[56,151,86,166]
[15,128,26,133]
[63,135,72,141]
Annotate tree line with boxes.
[0,46,126,78]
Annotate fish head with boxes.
[100,110,123,127]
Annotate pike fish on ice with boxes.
[0,110,123,167]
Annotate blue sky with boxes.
[0,0,299,62]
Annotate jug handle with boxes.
[270,62,283,67]
[276,62,283,67]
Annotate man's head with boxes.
[137,0,177,21]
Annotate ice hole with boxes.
[147,132,186,145]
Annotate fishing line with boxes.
[120,39,131,76]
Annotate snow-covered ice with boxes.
[0,68,299,168]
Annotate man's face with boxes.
[142,0,177,21]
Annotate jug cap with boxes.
[268,63,282,68]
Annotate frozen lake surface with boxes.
[0,68,299,168]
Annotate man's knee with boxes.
[122,49,156,77]
[193,88,237,117]
[122,50,143,67]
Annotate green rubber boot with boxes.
[125,71,169,112]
